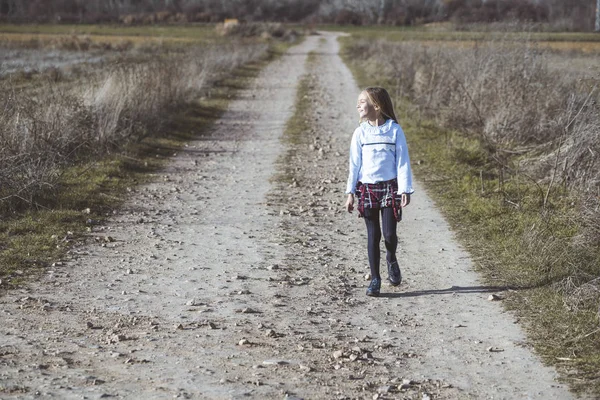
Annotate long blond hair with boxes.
[362,87,398,124]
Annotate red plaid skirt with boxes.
[356,179,402,222]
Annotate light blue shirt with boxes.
[346,119,414,195]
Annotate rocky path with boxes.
[0,33,573,400]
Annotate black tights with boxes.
[364,207,397,280]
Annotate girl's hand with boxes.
[345,194,355,213]
[401,193,411,207]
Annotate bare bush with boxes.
[215,22,296,40]
[0,88,95,205]
[0,41,268,211]
[0,0,596,30]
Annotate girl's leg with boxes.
[382,206,401,285]
[381,207,398,264]
[363,208,382,280]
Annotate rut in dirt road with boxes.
[0,33,573,400]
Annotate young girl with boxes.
[345,87,414,297]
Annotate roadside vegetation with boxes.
[0,0,596,31]
[340,27,600,395]
[0,23,298,288]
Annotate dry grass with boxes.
[384,38,600,54]
[0,32,138,51]
[0,41,268,212]
[325,25,600,44]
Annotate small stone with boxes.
[238,339,250,346]
[487,346,504,352]
[186,299,198,306]
[364,274,371,281]
[126,269,134,275]
[262,359,288,366]
[86,321,94,329]
[332,350,344,359]
[488,294,502,301]
[267,264,279,271]
[284,395,304,400]
[111,334,127,342]
[378,386,392,394]
[175,324,184,330]
[265,329,277,337]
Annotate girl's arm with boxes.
[345,128,362,195]
[395,124,414,199]
[345,193,355,213]
[345,128,362,214]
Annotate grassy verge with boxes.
[0,23,218,38]
[319,25,600,55]
[272,51,316,187]
[319,24,600,43]
[0,40,294,291]
[340,37,600,396]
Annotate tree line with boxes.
[0,0,596,31]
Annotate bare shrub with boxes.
[0,88,95,206]
[334,9,364,25]
[0,0,595,30]
[216,22,295,40]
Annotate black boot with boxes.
[387,261,402,286]
[366,278,381,297]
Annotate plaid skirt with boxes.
[356,179,402,222]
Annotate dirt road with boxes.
[0,33,573,400]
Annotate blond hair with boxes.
[362,87,398,124]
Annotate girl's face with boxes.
[357,91,378,121]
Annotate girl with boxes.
[345,87,414,297]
